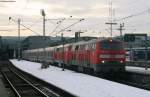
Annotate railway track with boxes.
[0,62,77,97]
[5,60,150,97]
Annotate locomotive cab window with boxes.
[100,40,124,50]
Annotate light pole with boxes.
[40,9,47,68]
[18,18,21,60]
[41,9,46,37]
[9,17,21,60]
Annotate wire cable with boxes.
[55,19,84,36]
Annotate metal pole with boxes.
[105,22,117,37]
[18,19,21,60]
[61,33,65,71]
[110,24,112,37]
[43,15,45,37]
[43,12,46,67]
[40,9,47,68]
[117,23,125,41]
[145,35,148,70]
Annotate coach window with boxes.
[89,43,92,50]
[48,51,50,56]
[91,43,93,49]
[56,48,59,52]
[92,44,94,49]
[75,45,79,50]
[65,47,68,51]
[81,45,85,50]
[87,44,90,50]
[93,43,95,49]
[68,46,72,51]
[79,45,81,50]
[85,44,88,50]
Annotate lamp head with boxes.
[40,9,46,16]
[9,17,11,21]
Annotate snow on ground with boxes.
[126,66,150,75]
[10,59,150,97]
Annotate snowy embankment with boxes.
[10,59,150,97]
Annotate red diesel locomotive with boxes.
[22,39,126,73]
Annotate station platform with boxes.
[10,59,150,97]
[0,75,9,97]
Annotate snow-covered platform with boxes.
[10,59,150,97]
[126,66,150,75]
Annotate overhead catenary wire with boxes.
[47,17,81,35]
[20,24,42,36]
[0,29,26,31]
[9,17,42,36]
[115,8,150,22]
[55,19,84,36]
[118,0,144,10]
[48,18,65,36]
[27,18,42,29]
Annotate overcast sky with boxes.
[0,0,150,37]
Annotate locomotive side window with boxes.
[85,44,88,50]
[88,43,92,50]
[92,43,96,49]
[80,44,85,50]
[87,43,95,50]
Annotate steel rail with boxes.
[9,68,50,97]
[1,71,21,97]
[10,64,78,97]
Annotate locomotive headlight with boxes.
[120,60,123,63]
[102,60,105,63]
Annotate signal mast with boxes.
[105,0,117,37]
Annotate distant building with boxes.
[21,36,98,50]
[21,36,61,50]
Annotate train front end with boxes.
[95,39,125,73]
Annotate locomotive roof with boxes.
[70,38,122,46]
[23,38,122,52]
